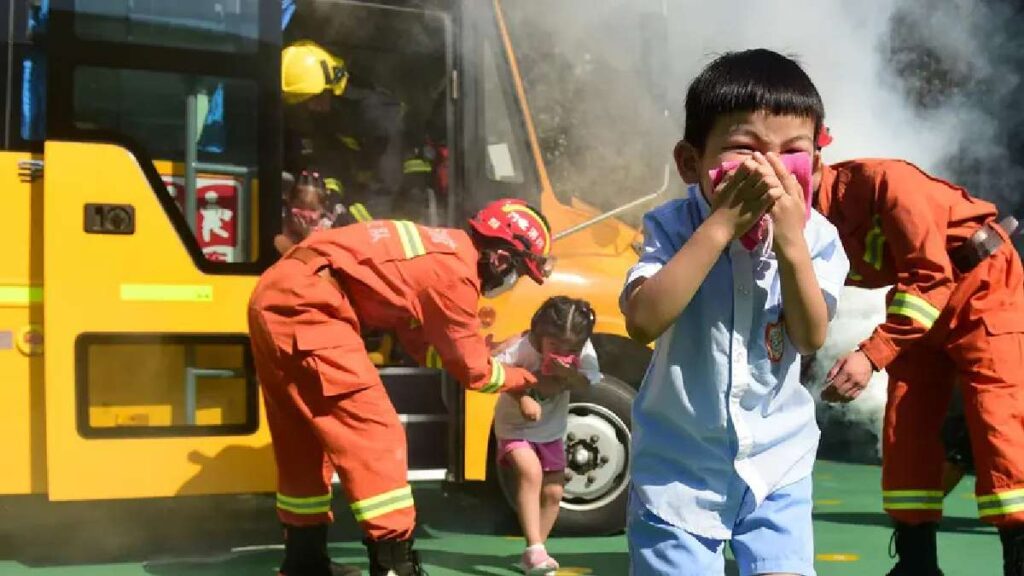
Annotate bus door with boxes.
[283,0,457,482]
[41,0,282,500]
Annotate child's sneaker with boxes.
[520,545,558,575]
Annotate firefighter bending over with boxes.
[248,199,553,576]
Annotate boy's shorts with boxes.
[497,438,566,472]
[627,475,815,576]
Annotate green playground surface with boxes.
[0,460,999,575]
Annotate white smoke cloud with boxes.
[804,288,890,460]
[654,0,972,171]
[511,0,1023,460]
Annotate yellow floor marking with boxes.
[814,499,842,506]
[817,553,860,562]
[556,568,593,575]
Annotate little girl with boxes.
[275,170,330,255]
[492,296,601,575]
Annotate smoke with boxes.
[660,0,967,170]
[886,0,1024,224]
[509,0,1024,461]
[804,288,891,462]
[505,0,682,222]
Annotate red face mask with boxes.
[541,352,580,375]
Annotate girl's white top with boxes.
[492,334,601,443]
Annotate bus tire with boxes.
[496,374,634,536]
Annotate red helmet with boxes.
[469,198,553,284]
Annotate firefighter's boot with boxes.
[365,538,425,576]
[1001,525,1024,576]
[279,524,362,576]
[885,522,943,576]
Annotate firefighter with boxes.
[389,78,452,227]
[816,153,1024,575]
[282,39,401,225]
[248,199,553,576]
[391,147,440,226]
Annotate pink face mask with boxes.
[541,352,580,376]
[290,207,326,229]
[707,152,814,250]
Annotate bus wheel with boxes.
[496,374,635,536]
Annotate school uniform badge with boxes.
[765,319,785,362]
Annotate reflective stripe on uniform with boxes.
[978,488,1024,518]
[350,485,414,522]
[478,361,505,394]
[426,346,443,369]
[403,158,432,174]
[882,490,944,511]
[848,270,863,282]
[864,215,886,270]
[888,292,941,329]
[349,202,372,223]
[394,220,426,259]
[339,135,361,151]
[276,492,332,515]
[324,177,343,194]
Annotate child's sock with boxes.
[521,544,559,574]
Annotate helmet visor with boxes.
[515,252,555,284]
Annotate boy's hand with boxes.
[764,152,808,259]
[518,395,542,422]
[707,157,776,241]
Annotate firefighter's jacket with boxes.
[816,159,999,369]
[298,220,535,394]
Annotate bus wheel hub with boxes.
[563,406,627,503]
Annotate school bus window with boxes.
[280,1,452,228]
[482,38,525,184]
[72,66,260,263]
[73,0,259,54]
[1,3,10,148]
[3,0,45,149]
[77,336,258,438]
[72,68,257,162]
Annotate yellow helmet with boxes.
[281,40,349,104]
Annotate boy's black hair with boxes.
[530,296,596,344]
[683,49,825,151]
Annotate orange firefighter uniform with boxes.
[816,159,1024,527]
[248,219,537,540]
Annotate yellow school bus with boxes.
[0,0,658,537]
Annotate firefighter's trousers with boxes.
[248,257,415,540]
[882,241,1024,527]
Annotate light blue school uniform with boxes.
[620,185,849,576]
